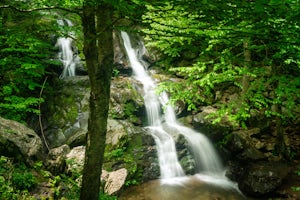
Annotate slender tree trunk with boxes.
[80,2,113,200]
[272,66,288,159]
[241,38,251,98]
[273,104,285,156]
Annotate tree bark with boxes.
[80,2,113,200]
[241,38,251,99]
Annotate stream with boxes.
[120,32,248,199]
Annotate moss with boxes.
[103,134,144,185]
[66,105,79,125]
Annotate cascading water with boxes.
[121,31,228,179]
[120,31,245,199]
[121,32,245,199]
[56,19,80,78]
[121,32,184,179]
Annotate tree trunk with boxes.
[80,2,113,200]
[241,38,251,98]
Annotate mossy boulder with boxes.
[0,117,43,164]
[43,75,144,148]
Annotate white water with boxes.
[55,19,78,78]
[121,31,238,189]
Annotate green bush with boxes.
[12,172,37,190]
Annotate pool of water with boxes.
[119,175,251,200]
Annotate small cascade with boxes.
[55,19,81,78]
[121,32,184,179]
[121,31,227,180]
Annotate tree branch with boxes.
[39,76,50,152]
[0,5,82,16]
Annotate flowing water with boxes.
[121,31,246,199]
[55,19,80,78]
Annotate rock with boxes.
[176,135,196,175]
[66,146,85,175]
[106,119,136,146]
[239,161,291,197]
[0,117,43,164]
[193,106,237,128]
[113,31,132,76]
[46,144,70,174]
[43,75,145,148]
[226,129,266,161]
[65,128,87,148]
[109,76,144,124]
[66,146,127,195]
[43,76,90,148]
[103,168,128,195]
[192,106,233,142]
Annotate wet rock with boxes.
[176,135,196,175]
[43,75,145,148]
[109,76,144,124]
[192,106,233,141]
[226,129,266,161]
[239,161,291,197]
[113,31,132,75]
[0,117,43,164]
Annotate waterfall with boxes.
[121,31,227,179]
[121,32,184,179]
[55,19,80,78]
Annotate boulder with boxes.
[226,129,266,161]
[43,75,145,148]
[43,76,90,148]
[0,117,43,164]
[66,146,127,195]
[46,144,70,174]
[238,161,291,197]
[103,168,128,195]
[106,119,139,146]
[109,76,144,124]
[192,106,233,142]
[65,146,85,175]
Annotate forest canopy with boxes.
[142,0,300,128]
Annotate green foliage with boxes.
[124,101,139,122]
[144,0,300,127]
[99,191,118,200]
[104,136,143,187]
[291,166,300,192]
[0,0,84,123]
[0,6,59,122]
[0,157,37,199]
[12,171,37,190]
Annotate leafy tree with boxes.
[0,3,58,122]
[2,0,147,199]
[143,0,300,157]
[79,1,147,199]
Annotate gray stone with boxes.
[46,144,70,174]
[66,146,127,194]
[66,146,85,174]
[227,129,266,161]
[106,119,134,146]
[0,117,43,164]
[103,168,128,195]
[239,161,291,196]
[43,75,144,148]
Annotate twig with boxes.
[39,76,50,152]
